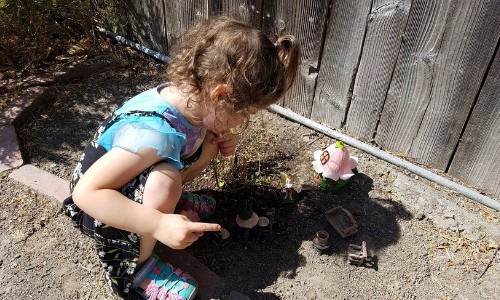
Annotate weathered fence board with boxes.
[345,0,411,142]
[218,0,263,27]
[126,0,167,54]
[261,0,329,115]
[408,0,500,170]
[162,0,210,48]
[310,0,372,128]
[448,50,500,196]
[375,0,451,155]
[113,0,500,200]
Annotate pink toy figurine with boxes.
[312,141,358,191]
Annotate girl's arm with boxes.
[72,147,220,248]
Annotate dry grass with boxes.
[209,115,285,192]
[415,221,499,274]
[0,0,122,80]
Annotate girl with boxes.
[63,16,300,300]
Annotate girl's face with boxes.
[201,84,264,135]
[202,105,258,135]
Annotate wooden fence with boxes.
[116,0,500,202]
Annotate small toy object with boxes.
[213,228,231,246]
[257,216,270,235]
[280,173,295,201]
[324,206,358,238]
[236,201,259,241]
[236,205,259,228]
[347,241,373,267]
[218,228,231,239]
[313,229,331,254]
[312,141,358,191]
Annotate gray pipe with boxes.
[269,104,500,212]
[96,26,172,63]
[96,26,500,212]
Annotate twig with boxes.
[478,246,499,279]
[307,135,321,145]
[80,264,92,273]
[455,219,461,239]
[210,159,222,189]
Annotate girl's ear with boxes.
[209,84,229,103]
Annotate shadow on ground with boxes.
[14,59,164,179]
[10,57,415,299]
[185,170,413,298]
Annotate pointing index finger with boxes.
[188,222,221,232]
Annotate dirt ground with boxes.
[1,52,500,300]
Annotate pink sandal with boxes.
[132,254,197,300]
[176,192,216,219]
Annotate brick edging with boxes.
[0,58,113,173]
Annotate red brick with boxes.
[0,86,49,124]
[8,164,69,203]
[0,125,23,172]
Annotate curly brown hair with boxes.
[166,16,300,116]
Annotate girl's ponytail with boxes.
[274,35,301,92]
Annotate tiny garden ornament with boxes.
[312,141,358,191]
[281,173,295,201]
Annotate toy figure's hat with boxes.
[236,213,259,228]
[236,202,259,228]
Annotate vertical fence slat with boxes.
[375,0,451,154]
[344,0,411,142]
[126,0,168,53]
[408,0,500,170]
[218,0,263,27]
[448,50,500,198]
[262,0,330,117]
[310,0,372,128]
[163,0,210,49]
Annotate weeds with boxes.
[0,0,126,77]
[209,115,285,191]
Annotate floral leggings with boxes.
[63,113,201,299]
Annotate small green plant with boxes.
[210,114,281,189]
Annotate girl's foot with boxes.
[176,192,216,219]
[132,254,197,300]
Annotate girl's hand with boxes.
[154,213,221,249]
[211,131,236,156]
[180,209,200,222]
